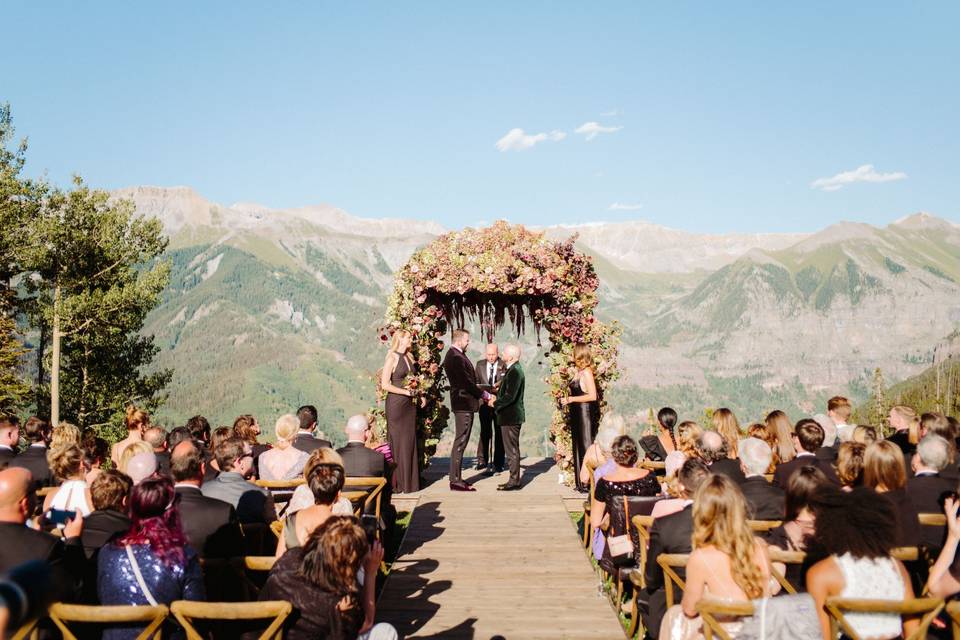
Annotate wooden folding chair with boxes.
[747,519,782,533]
[640,461,665,473]
[171,600,292,640]
[623,514,658,639]
[767,547,804,595]
[344,476,387,528]
[892,546,920,562]
[244,556,277,572]
[9,617,40,640]
[763,474,774,483]
[48,603,169,640]
[698,598,755,640]
[919,513,947,526]
[824,596,944,640]
[946,600,960,639]
[253,479,305,490]
[657,553,689,608]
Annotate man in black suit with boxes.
[908,434,955,550]
[0,416,18,466]
[813,414,839,463]
[773,419,841,488]
[171,440,245,557]
[81,470,132,559]
[292,405,332,454]
[643,459,710,638]
[12,416,53,491]
[442,328,492,492]
[0,467,85,602]
[337,415,389,479]
[475,343,506,473]
[738,437,785,520]
[697,431,746,483]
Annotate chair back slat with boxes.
[825,596,944,640]
[171,600,292,640]
[918,513,946,527]
[698,598,755,640]
[747,519,782,532]
[48,603,169,640]
[244,556,277,572]
[657,553,689,608]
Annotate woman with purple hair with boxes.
[97,476,204,639]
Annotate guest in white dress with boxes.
[258,415,310,482]
[806,485,916,640]
[44,445,93,525]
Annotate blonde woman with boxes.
[765,410,796,466]
[578,413,625,487]
[561,343,599,493]
[660,475,777,639]
[380,329,419,494]
[258,414,309,481]
[118,440,154,474]
[711,408,741,459]
[887,405,920,459]
[111,406,149,465]
[49,421,81,452]
[675,421,703,459]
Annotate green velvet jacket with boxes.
[494,362,525,425]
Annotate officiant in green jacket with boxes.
[494,344,525,491]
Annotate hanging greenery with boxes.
[375,221,620,484]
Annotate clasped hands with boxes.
[486,393,496,407]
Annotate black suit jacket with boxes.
[815,445,838,464]
[908,473,954,550]
[739,476,786,520]
[0,446,16,467]
[773,454,840,489]
[81,509,130,560]
[292,433,332,455]
[710,458,746,484]
[644,505,694,593]
[175,485,245,558]
[337,442,388,479]
[475,358,506,392]
[154,450,172,478]
[443,347,484,413]
[11,445,54,491]
[0,522,84,601]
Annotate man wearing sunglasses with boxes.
[201,437,276,525]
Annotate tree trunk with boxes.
[35,320,46,408]
[50,283,60,426]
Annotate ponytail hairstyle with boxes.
[125,405,150,434]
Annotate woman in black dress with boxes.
[562,343,600,492]
[380,330,419,494]
[639,406,679,462]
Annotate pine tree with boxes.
[0,315,29,414]
[871,367,887,433]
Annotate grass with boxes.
[376,510,412,597]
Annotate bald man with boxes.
[0,468,85,601]
[494,345,526,491]
[337,415,389,480]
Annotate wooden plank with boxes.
[376,457,623,639]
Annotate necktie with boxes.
[488,363,494,382]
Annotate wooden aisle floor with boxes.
[376,456,624,639]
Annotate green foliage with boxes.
[884,257,906,275]
[855,360,960,425]
[0,315,29,413]
[923,265,955,283]
[795,266,822,299]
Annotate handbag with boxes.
[606,496,634,560]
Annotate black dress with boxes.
[594,474,661,574]
[386,353,419,494]
[568,378,600,492]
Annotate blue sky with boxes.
[3,2,958,232]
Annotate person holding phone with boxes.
[44,445,93,528]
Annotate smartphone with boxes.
[46,508,76,527]
[361,514,379,544]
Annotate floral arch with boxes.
[377,221,620,481]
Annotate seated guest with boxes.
[293,405,332,454]
[772,419,840,488]
[276,460,345,557]
[170,440,244,558]
[337,414,389,480]
[696,431,745,483]
[258,414,309,481]
[50,421,82,452]
[745,423,777,472]
[650,452,689,520]
[907,434,954,550]
[639,407,678,462]
[864,440,921,547]
[143,426,170,477]
[12,416,53,490]
[166,425,193,452]
[186,415,212,450]
[642,459,710,639]
[711,407,741,459]
[0,417,18,464]
[99,477,204,639]
[886,404,920,460]
[675,421,703,459]
[365,415,393,465]
[126,452,158,486]
[580,414,625,487]
[0,467,85,601]
[813,413,839,462]
[258,516,395,640]
[919,412,958,480]
[766,466,828,592]
[737,437,785,520]
[234,414,270,478]
[827,396,854,443]
[289,448,356,516]
[110,405,148,466]
[806,486,918,640]
[81,431,109,484]
[852,424,878,445]
[202,437,276,524]
[117,440,153,475]
[661,474,778,638]
[81,470,132,559]
[835,441,866,490]
[927,493,960,598]
[592,436,659,575]
[43,445,93,522]
[765,410,796,467]
[204,426,233,481]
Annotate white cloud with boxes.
[608,202,643,211]
[575,121,623,141]
[495,128,566,152]
[810,164,907,192]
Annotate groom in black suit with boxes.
[442,328,491,492]
[475,343,506,473]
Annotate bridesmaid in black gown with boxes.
[380,330,419,494]
[562,343,600,493]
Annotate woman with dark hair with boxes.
[835,442,866,491]
[765,465,828,591]
[258,516,394,640]
[276,461,346,557]
[590,436,659,572]
[233,413,270,477]
[98,476,203,639]
[863,441,921,547]
[806,486,917,640]
[639,407,678,462]
[561,343,600,493]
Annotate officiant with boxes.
[475,343,506,474]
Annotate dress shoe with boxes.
[450,481,476,492]
[497,483,521,491]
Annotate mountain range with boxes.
[117,186,960,449]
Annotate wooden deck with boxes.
[376,457,624,639]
